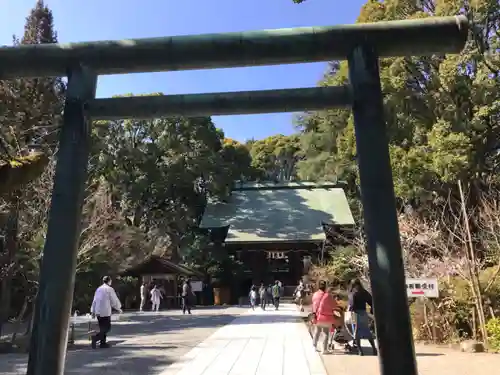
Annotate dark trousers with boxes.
[182,296,191,314]
[93,316,111,346]
[260,297,266,310]
[273,297,280,309]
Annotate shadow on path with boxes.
[0,307,247,375]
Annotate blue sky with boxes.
[1,0,365,141]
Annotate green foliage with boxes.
[409,268,500,343]
[0,0,64,159]
[221,138,260,181]
[91,111,254,260]
[294,0,500,346]
[323,246,361,286]
[180,232,244,286]
[249,134,301,181]
[0,0,64,331]
[486,318,500,351]
[296,0,500,206]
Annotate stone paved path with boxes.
[0,306,248,375]
[159,303,325,375]
[2,304,499,375]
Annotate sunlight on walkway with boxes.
[158,304,326,375]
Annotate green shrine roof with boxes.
[199,182,355,243]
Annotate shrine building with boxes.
[199,181,355,295]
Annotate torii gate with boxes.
[0,15,468,375]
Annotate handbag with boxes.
[311,292,328,324]
[344,310,354,325]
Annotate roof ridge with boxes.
[232,181,343,191]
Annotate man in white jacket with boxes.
[90,276,122,348]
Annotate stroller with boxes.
[327,309,359,354]
[328,323,358,353]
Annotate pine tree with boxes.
[0,0,64,337]
[1,0,65,156]
[0,0,64,195]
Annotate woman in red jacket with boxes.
[311,280,339,354]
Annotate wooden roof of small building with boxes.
[120,255,203,278]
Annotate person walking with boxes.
[150,285,162,312]
[258,283,267,310]
[249,285,257,310]
[311,280,339,355]
[266,284,273,308]
[90,276,122,349]
[181,278,193,314]
[139,282,148,312]
[271,280,281,310]
[348,278,378,356]
[294,279,306,312]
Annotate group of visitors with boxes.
[140,283,163,312]
[89,276,195,349]
[88,273,377,354]
[249,280,282,310]
[139,278,194,314]
[311,278,378,356]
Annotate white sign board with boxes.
[406,278,439,298]
[191,281,203,292]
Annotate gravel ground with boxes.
[0,306,248,375]
[321,341,500,375]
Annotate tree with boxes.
[0,0,64,337]
[296,0,500,343]
[249,134,301,181]
[92,101,249,261]
[1,0,64,155]
[297,0,500,210]
[76,180,151,275]
[220,138,256,182]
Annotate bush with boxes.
[410,268,500,343]
[409,292,472,343]
[309,246,360,288]
[486,318,500,352]
[312,246,500,344]
[479,267,500,317]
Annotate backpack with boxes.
[272,285,280,297]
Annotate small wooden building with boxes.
[121,255,204,309]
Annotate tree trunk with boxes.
[10,296,29,344]
[0,194,19,337]
[458,181,488,343]
[25,295,37,336]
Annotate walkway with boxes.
[1,304,322,375]
[2,304,498,375]
[159,304,325,375]
[0,307,248,375]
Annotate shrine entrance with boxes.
[236,250,296,292]
[200,181,355,299]
[2,14,468,375]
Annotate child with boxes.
[249,286,257,310]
